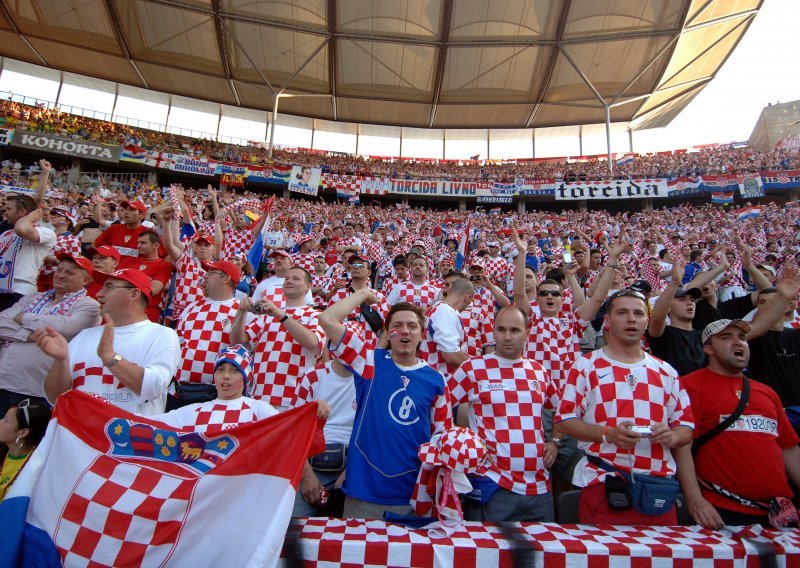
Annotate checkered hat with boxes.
[215,344,252,395]
[418,427,487,474]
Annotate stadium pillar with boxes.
[643,198,654,212]
[458,199,466,212]
[268,94,280,160]
[605,104,613,176]
[518,200,526,215]
[283,188,290,199]
[577,200,587,212]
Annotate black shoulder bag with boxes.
[691,376,750,457]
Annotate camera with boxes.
[562,251,573,265]
[469,275,482,282]
[629,425,652,437]
[252,303,264,314]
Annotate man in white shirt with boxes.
[35,268,180,415]
[252,250,313,305]
[418,276,473,374]
[0,191,56,311]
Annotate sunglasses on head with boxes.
[537,290,562,298]
[18,398,30,428]
[610,288,646,301]
[350,262,367,268]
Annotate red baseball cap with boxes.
[270,250,292,260]
[193,233,216,245]
[120,200,147,214]
[201,260,242,283]
[93,269,152,302]
[87,246,121,262]
[55,253,93,274]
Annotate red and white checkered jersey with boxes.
[462,303,495,358]
[338,236,362,252]
[291,252,317,272]
[245,305,324,407]
[484,256,511,284]
[222,227,254,259]
[172,250,205,321]
[387,280,441,309]
[150,397,277,434]
[375,254,395,279]
[175,297,239,385]
[524,310,589,391]
[421,236,437,254]
[380,274,408,298]
[362,238,382,261]
[418,301,464,374]
[330,327,451,435]
[449,354,558,495]
[472,286,498,321]
[328,286,389,349]
[556,349,694,486]
[311,273,332,307]
[39,232,81,279]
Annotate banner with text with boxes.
[516,178,556,196]
[388,179,519,197]
[0,127,12,146]
[554,178,669,201]
[11,131,121,163]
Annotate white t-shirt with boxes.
[252,276,313,305]
[0,226,56,295]
[65,320,180,415]
[149,397,278,433]
[294,360,356,445]
[418,301,464,374]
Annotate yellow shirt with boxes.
[0,454,29,500]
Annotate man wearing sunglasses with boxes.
[327,254,389,349]
[512,228,626,487]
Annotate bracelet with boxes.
[279,314,289,323]
[602,425,609,444]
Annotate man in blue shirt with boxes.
[318,288,452,519]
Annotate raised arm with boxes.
[747,266,800,340]
[35,159,51,204]
[318,288,377,346]
[576,235,625,322]
[511,226,532,317]
[161,216,183,263]
[648,257,685,338]
[684,252,730,291]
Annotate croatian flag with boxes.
[246,195,275,271]
[455,221,471,271]
[616,153,634,167]
[737,206,762,221]
[0,391,323,568]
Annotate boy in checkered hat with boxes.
[149,344,281,433]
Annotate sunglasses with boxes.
[18,398,30,428]
[350,262,367,268]
[610,288,646,301]
[537,290,562,298]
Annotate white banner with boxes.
[554,178,670,201]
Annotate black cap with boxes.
[674,287,702,299]
[629,279,652,294]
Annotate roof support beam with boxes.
[219,17,275,94]
[103,0,149,88]
[609,32,681,106]
[327,0,337,120]
[428,0,453,127]
[212,0,240,106]
[0,0,48,66]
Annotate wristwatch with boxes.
[106,354,123,369]
[548,438,564,448]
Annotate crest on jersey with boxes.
[529,379,542,395]
[401,375,410,388]
[139,264,146,271]
[625,373,637,390]
[124,235,131,243]
[735,390,742,399]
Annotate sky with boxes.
[636,0,799,150]
[0,0,796,157]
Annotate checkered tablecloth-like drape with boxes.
[280,519,800,567]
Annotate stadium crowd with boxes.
[2,97,799,182]
[1,151,800,532]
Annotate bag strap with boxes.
[692,376,750,457]
[697,477,771,511]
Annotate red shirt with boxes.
[130,257,174,322]
[93,224,149,262]
[681,368,799,514]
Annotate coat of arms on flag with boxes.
[0,391,324,568]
